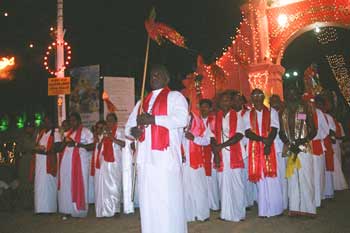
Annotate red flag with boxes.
[145,8,186,48]
[102,91,117,112]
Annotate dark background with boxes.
[0,0,349,118]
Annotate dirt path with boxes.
[1,190,349,233]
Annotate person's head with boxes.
[314,95,325,110]
[199,99,212,118]
[149,64,170,90]
[69,112,82,130]
[106,112,118,129]
[285,85,302,103]
[24,121,35,135]
[269,94,282,111]
[250,89,265,109]
[218,90,233,113]
[231,91,243,111]
[95,120,106,136]
[61,120,70,132]
[43,115,54,129]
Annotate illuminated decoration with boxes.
[277,14,288,27]
[0,117,9,132]
[16,115,25,129]
[29,43,34,48]
[314,26,321,33]
[0,57,15,70]
[0,141,17,165]
[303,63,323,96]
[34,113,43,127]
[4,12,8,17]
[0,57,15,80]
[316,27,338,44]
[325,54,350,103]
[293,71,298,76]
[285,73,290,78]
[57,96,63,106]
[43,40,72,76]
[183,0,350,111]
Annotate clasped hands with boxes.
[130,113,155,140]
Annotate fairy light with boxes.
[43,40,72,76]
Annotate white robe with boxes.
[122,138,139,214]
[324,113,335,198]
[87,151,95,204]
[201,117,220,211]
[58,127,93,217]
[182,115,211,222]
[311,109,328,207]
[125,88,188,233]
[94,128,124,217]
[288,152,316,214]
[244,108,284,217]
[240,110,257,208]
[34,129,61,213]
[217,111,246,222]
[333,124,349,190]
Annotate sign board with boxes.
[48,77,71,96]
[103,77,135,128]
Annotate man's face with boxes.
[44,117,53,129]
[62,121,70,131]
[219,94,232,111]
[70,115,79,129]
[269,96,281,110]
[251,90,265,107]
[199,103,211,118]
[285,88,299,102]
[150,68,168,90]
[232,95,242,111]
[95,123,104,135]
[106,115,116,129]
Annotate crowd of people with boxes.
[0,64,349,233]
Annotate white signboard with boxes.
[103,77,135,128]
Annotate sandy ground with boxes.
[1,189,349,233]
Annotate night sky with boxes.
[0,0,349,115]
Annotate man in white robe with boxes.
[198,99,220,211]
[182,109,211,222]
[32,116,61,214]
[58,112,94,218]
[279,87,317,216]
[333,120,349,190]
[94,113,125,217]
[244,89,283,218]
[212,91,246,222]
[312,96,329,207]
[269,94,288,210]
[125,65,188,233]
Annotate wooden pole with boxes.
[132,35,151,202]
[139,35,151,113]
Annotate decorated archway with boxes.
[183,0,350,108]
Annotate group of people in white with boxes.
[31,65,348,233]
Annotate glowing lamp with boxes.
[285,73,290,78]
[315,26,321,33]
[293,71,298,76]
[277,14,288,27]
[4,12,8,17]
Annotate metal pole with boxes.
[56,0,66,126]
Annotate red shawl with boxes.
[215,110,244,172]
[139,87,170,151]
[29,129,57,183]
[188,113,206,169]
[202,115,215,176]
[323,114,334,171]
[248,107,277,182]
[58,125,86,210]
[311,110,323,156]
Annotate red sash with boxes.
[248,107,277,182]
[29,129,57,183]
[139,87,170,151]
[58,125,86,210]
[323,114,334,171]
[335,119,342,138]
[90,137,103,176]
[311,111,323,155]
[215,110,244,173]
[202,115,215,176]
[102,124,118,162]
[188,113,206,169]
